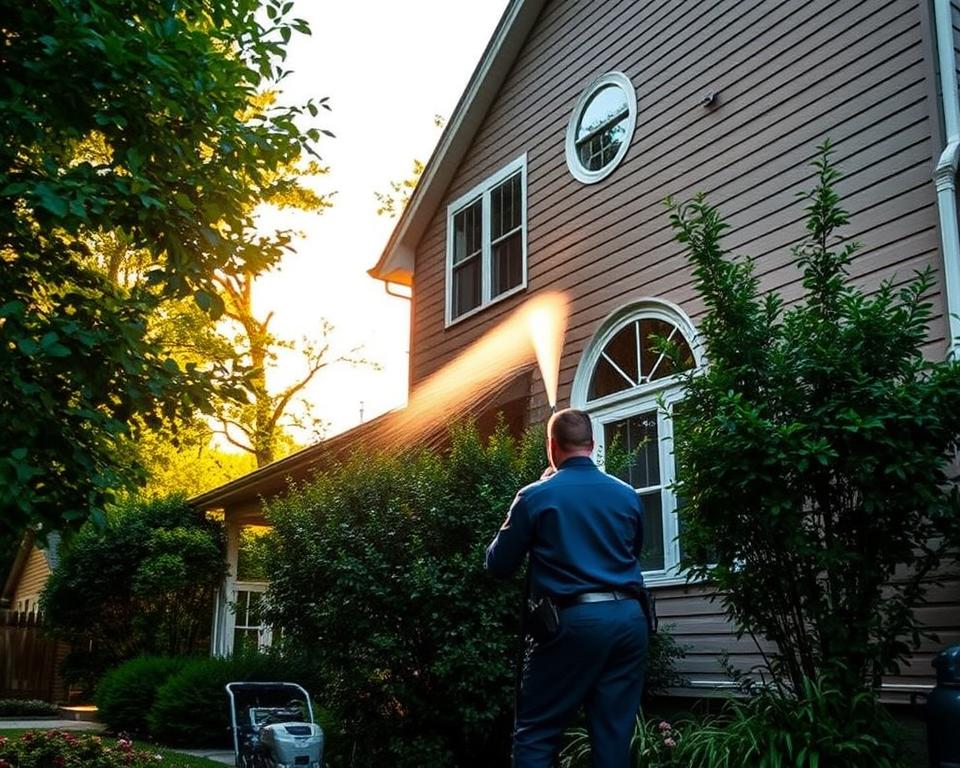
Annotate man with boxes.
[485,408,648,768]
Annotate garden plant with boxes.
[651,142,960,763]
[42,494,225,693]
[261,423,684,767]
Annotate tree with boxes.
[42,494,226,691]
[211,271,352,467]
[1,0,326,538]
[668,143,960,699]
[374,115,445,218]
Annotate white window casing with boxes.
[571,298,702,586]
[565,71,638,184]
[445,154,528,326]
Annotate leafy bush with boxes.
[562,678,907,768]
[147,650,320,747]
[94,656,187,736]
[0,730,162,768]
[263,423,685,767]
[262,423,547,767]
[0,700,58,717]
[667,143,960,697]
[645,625,687,698]
[42,494,226,690]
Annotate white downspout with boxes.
[933,0,960,355]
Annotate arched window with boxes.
[572,300,699,582]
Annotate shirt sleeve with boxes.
[485,489,535,578]
[632,492,645,559]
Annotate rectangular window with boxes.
[232,585,272,652]
[594,395,682,584]
[446,155,527,324]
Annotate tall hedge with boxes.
[263,424,544,767]
[262,423,684,767]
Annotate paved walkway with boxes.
[175,748,234,765]
[0,718,104,731]
[0,720,234,765]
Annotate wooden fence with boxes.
[0,609,68,702]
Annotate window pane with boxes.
[576,84,630,172]
[453,199,482,265]
[452,256,481,317]
[640,319,695,381]
[247,591,262,625]
[639,491,665,571]
[603,412,660,489]
[491,173,522,240]
[589,355,633,400]
[492,232,523,297]
[604,322,639,384]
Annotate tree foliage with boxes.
[668,142,960,697]
[1,0,325,537]
[42,494,226,689]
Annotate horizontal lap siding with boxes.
[411,0,944,388]
[409,0,953,687]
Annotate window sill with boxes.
[445,281,527,329]
[642,572,708,590]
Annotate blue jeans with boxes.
[513,598,648,768]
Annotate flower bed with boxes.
[0,730,163,768]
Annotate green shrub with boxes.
[262,423,547,767]
[43,494,226,688]
[668,143,960,698]
[147,650,319,747]
[0,730,162,768]
[94,656,187,735]
[0,699,58,717]
[562,678,907,768]
[645,625,687,698]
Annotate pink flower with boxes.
[664,737,677,749]
[658,720,672,732]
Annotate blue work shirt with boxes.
[485,456,645,598]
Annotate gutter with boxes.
[933,0,960,356]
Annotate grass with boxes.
[0,729,226,767]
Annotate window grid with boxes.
[575,306,697,584]
[446,157,527,325]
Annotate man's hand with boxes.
[540,466,556,480]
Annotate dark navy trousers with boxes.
[513,598,648,768]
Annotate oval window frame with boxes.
[564,71,638,185]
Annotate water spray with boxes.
[368,292,569,451]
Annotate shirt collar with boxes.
[559,456,595,469]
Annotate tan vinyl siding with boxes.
[408,0,955,690]
[13,549,51,611]
[411,0,944,394]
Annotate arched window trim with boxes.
[571,299,702,586]
[571,299,702,408]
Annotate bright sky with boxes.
[249,1,510,442]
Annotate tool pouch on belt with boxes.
[526,595,560,643]
[637,588,658,635]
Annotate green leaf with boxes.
[33,182,68,217]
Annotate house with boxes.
[1,530,60,614]
[193,0,960,703]
[1,531,69,702]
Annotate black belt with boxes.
[555,590,635,609]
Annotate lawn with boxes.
[0,729,226,767]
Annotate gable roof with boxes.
[0,530,59,608]
[368,0,547,286]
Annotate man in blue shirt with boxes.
[486,408,648,768]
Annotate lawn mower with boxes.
[226,681,324,768]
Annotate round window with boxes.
[565,72,637,184]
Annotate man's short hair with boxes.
[548,408,594,451]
